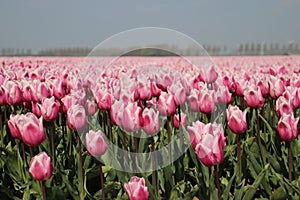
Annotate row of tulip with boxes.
[0,56,299,199]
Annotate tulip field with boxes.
[0,56,300,200]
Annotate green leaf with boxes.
[242,164,270,200]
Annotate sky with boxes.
[1,0,300,52]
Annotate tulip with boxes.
[31,102,42,117]
[0,86,6,106]
[3,80,22,105]
[38,97,60,121]
[198,89,215,114]
[203,66,218,83]
[150,82,161,97]
[188,89,200,112]
[8,113,46,146]
[8,114,22,140]
[276,96,293,117]
[277,113,299,141]
[110,100,124,126]
[124,176,149,200]
[188,122,226,167]
[20,113,46,146]
[94,89,113,110]
[243,85,264,108]
[52,78,66,99]
[135,81,152,101]
[142,108,160,135]
[226,105,247,134]
[173,113,188,129]
[67,105,87,131]
[85,130,107,157]
[157,92,176,116]
[29,152,52,181]
[168,83,186,106]
[216,86,232,104]
[269,76,285,99]
[86,99,97,116]
[61,95,79,114]
[121,102,143,132]
[187,121,211,149]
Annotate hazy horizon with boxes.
[1,1,300,53]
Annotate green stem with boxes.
[0,108,3,147]
[40,181,46,200]
[167,116,172,163]
[99,162,105,200]
[214,166,221,200]
[256,109,266,166]
[107,111,112,142]
[287,141,293,181]
[237,134,242,183]
[78,136,83,197]
[50,123,55,166]
[151,139,157,197]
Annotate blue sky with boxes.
[1,0,299,52]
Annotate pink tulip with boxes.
[20,113,46,146]
[67,105,86,131]
[135,81,152,101]
[142,108,160,135]
[198,89,215,114]
[38,97,60,121]
[86,99,97,116]
[85,130,107,156]
[157,92,176,116]
[282,87,300,109]
[234,78,247,97]
[269,76,285,99]
[124,176,149,200]
[8,114,22,140]
[52,78,66,99]
[226,105,247,134]
[276,96,293,117]
[203,66,218,83]
[0,86,6,106]
[243,85,264,108]
[121,102,143,132]
[94,89,113,110]
[31,102,42,117]
[29,152,52,181]
[61,95,78,114]
[277,113,299,141]
[188,122,226,167]
[168,83,186,106]
[3,80,22,105]
[110,100,124,126]
[216,86,232,104]
[8,113,46,146]
[173,113,188,129]
[150,82,161,97]
[188,89,200,112]
[187,121,211,149]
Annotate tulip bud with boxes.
[124,176,149,200]
[85,130,107,157]
[29,152,52,181]
[67,105,87,131]
[243,85,264,108]
[142,108,160,135]
[173,113,188,129]
[157,92,176,116]
[277,113,299,141]
[226,105,247,134]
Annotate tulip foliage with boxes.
[0,56,300,199]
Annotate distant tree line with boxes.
[1,42,300,56]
